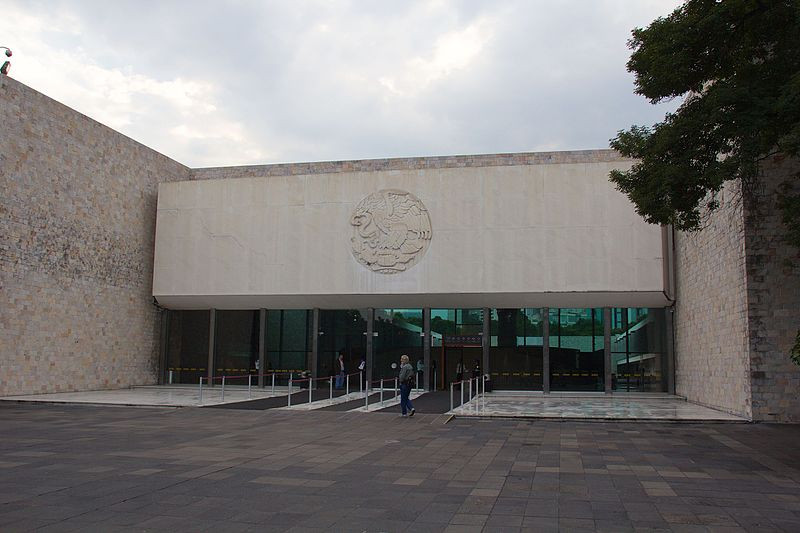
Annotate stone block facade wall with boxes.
[744,156,800,422]
[674,180,752,418]
[675,157,800,422]
[0,77,190,396]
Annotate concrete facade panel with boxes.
[153,161,665,307]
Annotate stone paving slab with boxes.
[0,386,285,407]
[450,395,748,422]
[1,402,799,532]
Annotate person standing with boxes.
[398,354,415,417]
[335,354,345,389]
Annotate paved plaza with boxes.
[450,395,746,422]
[1,403,799,532]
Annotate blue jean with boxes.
[400,383,414,415]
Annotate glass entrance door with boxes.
[318,310,368,381]
[549,308,604,392]
[431,308,484,390]
[490,309,544,390]
[373,309,423,382]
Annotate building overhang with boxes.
[154,291,670,310]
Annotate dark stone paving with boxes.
[208,387,350,410]
[1,403,800,532]
[376,391,453,414]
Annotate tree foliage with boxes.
[609,0,800,242]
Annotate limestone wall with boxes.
[155,155,668,310]
[745,156,800,422]
[0,77,190,396]
[674,180,752,418]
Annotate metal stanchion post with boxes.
[271,373,276,395]
[469,378,472,402]
[450,382,454,412]
[380,379,384,406]
[365,381,369,410]
[359,371,363,393]
[169,370,173,385]
[248,374,252,399]
[460,380,464,407]
[395,377,398,399]
[416,372,419,391]
[329,377,333,401]
[199,376,203,405]
[288,376,293,407]
[221,376,226,402]
[346,374,349,396]
[309,378,312,405]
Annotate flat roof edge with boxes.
[191,149,632,179]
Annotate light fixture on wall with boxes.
[1,47,12,76]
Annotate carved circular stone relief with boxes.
[350,189,432,274]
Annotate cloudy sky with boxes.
[1,0,682,168]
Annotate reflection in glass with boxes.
[165,310,209,384]
[490,309,544,390]
[374,309,423,381]
[611,308,666,392]
[431,308,483,390]
[266,310,311,376]
[214,310,260,380]
[549,308,604,391]
[318,310,368,380]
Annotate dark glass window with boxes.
[374,309,423,381]
[214,310,259,381]
[611,308,667,392]
[490,309,544,390]
[165,310,209,384]
[431,309,483,390]
[266,310,311,375]
[318,310,367,380]
[549,308,604,391]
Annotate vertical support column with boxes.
[258,309,266,387]
[604,307,612,393]
[482,307,490,378]
[311,308,320,381]
[366,308,375,389]
[423,308,431,391]
[666,307,676,395]
[208,309,216,385]
[158,309,169,385]
[542,307,550,394]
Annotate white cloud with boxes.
[0,1,267,166]
[379,17,495,98]
[0,0,684,166]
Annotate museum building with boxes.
[3,76,799,421]
[154,153,673,395]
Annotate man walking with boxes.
[398,354,415,417]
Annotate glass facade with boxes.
[214,310,259,379]
[611,308,667,392]
[431,309,483,390]
[266,309,311,374]
[549,308,604,391]
[162,306,671,393]
[318,309,368,379]
[490,309,544,390]
[374,309,423,381]
[165,310,210,384]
